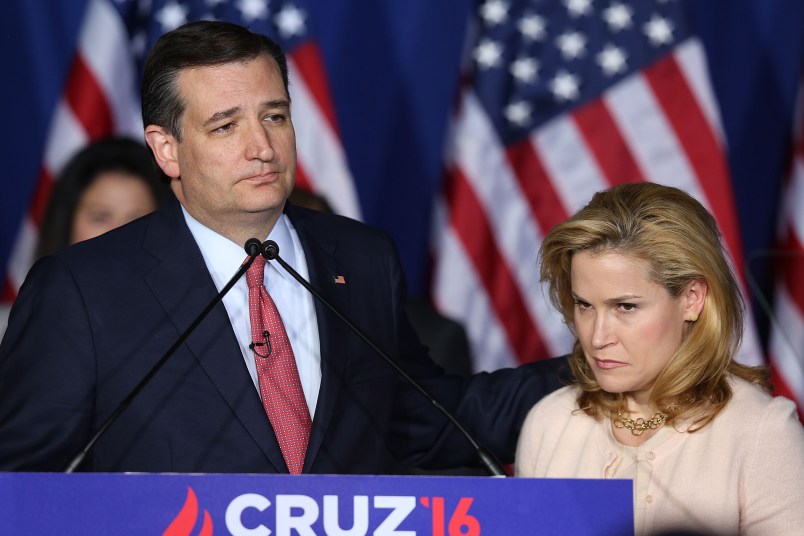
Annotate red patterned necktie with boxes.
[245,254,311,474]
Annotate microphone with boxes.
[261,240,508,477]
[64,238,264,473]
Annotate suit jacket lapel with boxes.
[141,200,288,472]
[287,206,353,471]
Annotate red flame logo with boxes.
[163,486,213,536]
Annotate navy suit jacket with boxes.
[0,199,567,473]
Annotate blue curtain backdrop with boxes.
[2,0,803,344]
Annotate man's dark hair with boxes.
[141,20,289,141]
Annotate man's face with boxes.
[161,54,296,234]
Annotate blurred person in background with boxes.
[0,137,171,339]
[36,136,172,259]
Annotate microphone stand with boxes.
[64,239,263,473]
[261,240,507,477]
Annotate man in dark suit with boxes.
[0,20,566,474]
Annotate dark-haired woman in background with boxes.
[0,138,171,338]
[36,137,171,258]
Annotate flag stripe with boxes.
[452,93,572,357]
[294,162,313,191]
[290,42,339,135]
[787,158,804,239]
[505,140,569,237]
[78,0,141,137]
[604,71,709,203]
[534,115,609,215]
[4,219,38,302]
[644,50,745,273]
[28,170,55,228]
[44,101,91,175]
[767,73,804,415]
[768,284,804,402]
[779,228,804,304]
[63,55,113,140]
[443,166,549,362]
[572,99,647,186]
[1,278,15,303]
[673,39,725,146]
[430,201,517,371]
[289,55,361,220]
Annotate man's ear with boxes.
[144,125,180,179]
[683,279,708,322]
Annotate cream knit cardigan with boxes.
[516,377,804,536]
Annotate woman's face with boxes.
[570,250,702,407]
[71,171,157,244]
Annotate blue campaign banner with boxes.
[0,473,632,535]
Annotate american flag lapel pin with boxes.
[333,275,346,285]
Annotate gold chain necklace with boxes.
[613,410,667,436]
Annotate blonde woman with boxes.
[516,182,803,535]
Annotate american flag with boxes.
[768,80,804,418]
[1,0,360,303]
[430,0,784,386]
[2,0,802,417]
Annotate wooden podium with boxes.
[0,472,632,535]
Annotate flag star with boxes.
[565,0,592,17]
[505,100,532,127]
[556,31,586,60]
[644,15,674,46]
[130,30,148,58]
[479,0,509,26]
[473,38,503,69]
[518,14,546,41]
[237,0,269,23]
[597,44,627,75]
[154,0,189,32]
[550,70,580,101]
[275,4,307,38]
[510,56,539,83]
[603,2,633,32]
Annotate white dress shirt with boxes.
[182,207,322,416]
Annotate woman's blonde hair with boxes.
[540,182,770,430]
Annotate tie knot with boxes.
[245,254,266,289]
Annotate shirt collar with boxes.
[181,206,299,287]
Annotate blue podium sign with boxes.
[0,473,632,535]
